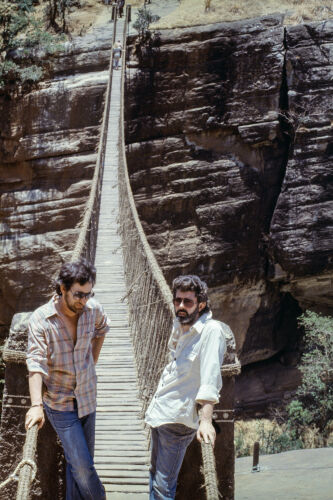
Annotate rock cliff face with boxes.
[270,22,333,312]
[125,16,333,410]
[1,16,332,414]
[0,27,111,342]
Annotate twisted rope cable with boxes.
[0,426,38,497]
[0,459,37,491]
[201,441,220,500]
[2,14,119,499]
[16,425,39,500]
[71,11,118,262]
[118,5,174,416]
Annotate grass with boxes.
[151,0,333,29]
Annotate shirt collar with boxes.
[169,311,212,350]
[173,310,212,333]
[190,310,212,334]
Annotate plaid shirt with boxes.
[26,296,110,418]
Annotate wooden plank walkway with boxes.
[93,20,150,499]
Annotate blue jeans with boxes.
[150,423,196,500]
[44,402,105,500]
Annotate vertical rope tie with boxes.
[201,441,220,500]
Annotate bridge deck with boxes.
[94,21,150,499]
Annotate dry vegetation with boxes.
[235,419,333,457]
[151,0,333,29]
[56,0,333,36]
[66,0,110,35]
[66,0,144,35]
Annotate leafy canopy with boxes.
[0,0,78,89]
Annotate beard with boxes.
[176,305,199,325]
[64,292,83,314]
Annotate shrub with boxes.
[234,419,302,458]
[133,7,160,40]
[287,311,333,435]
[235,312,333,457]
[0,0,76,89]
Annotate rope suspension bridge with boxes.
[0,6,240,499]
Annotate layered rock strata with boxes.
[125,16,333,409]
[0,27,112,342]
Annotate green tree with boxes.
[46,0,80,32]
[287,311,333,434]
[133,7,160,40]
[0,0,76,89]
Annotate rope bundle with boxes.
[201,441,220,500]
[0,426,38,500]
[1,12,120,499]
[118,7,174,416]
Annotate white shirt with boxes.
[145,311,227,430]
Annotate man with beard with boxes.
[145,275,227,500]
[25,259,108,500]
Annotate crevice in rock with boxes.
[265,27,293,266]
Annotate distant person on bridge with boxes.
[145,275,227,500]
[117,0,125,17]
[113,40,122,69]
[25,259,109,500]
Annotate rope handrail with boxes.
[118,6,240,416]
[201,441,220,500]
[118,6,174,414]
[3,7,240,497]
[2,15,119,498]
[71,13,118,262]
[118,12,239,498]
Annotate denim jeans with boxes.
[44,402,105,500]
[150,423,196,500]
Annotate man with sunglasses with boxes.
[145,275,227,500]
[25,259,108,500]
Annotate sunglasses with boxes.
[70,289,94,300]
[173,297,196,307]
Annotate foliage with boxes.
[235,311,333,457]
[234,419,303,458]
[45,0,81,32]
[0,0,77,89]
[287,311,333,434]
[133,7,160,40]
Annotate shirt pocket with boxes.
[175,346,200,376]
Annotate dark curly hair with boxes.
[172,275,210,315]
[55,259,96,295]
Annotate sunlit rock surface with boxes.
[0,27,112,342]
[270,21,333,313]
[125,15,333,409]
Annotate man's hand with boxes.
[25,406,45,430]
[196,400,216,446]
[196,419,216,447]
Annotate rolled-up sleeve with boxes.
[93,302,110,339]
[26,317,49,377]
[195,325,226,404]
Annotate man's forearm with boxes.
[198,400,214,422]
[197,400,216,445]
[28,372,43,405]
[92,336,105,364]
[26,372,45,430]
